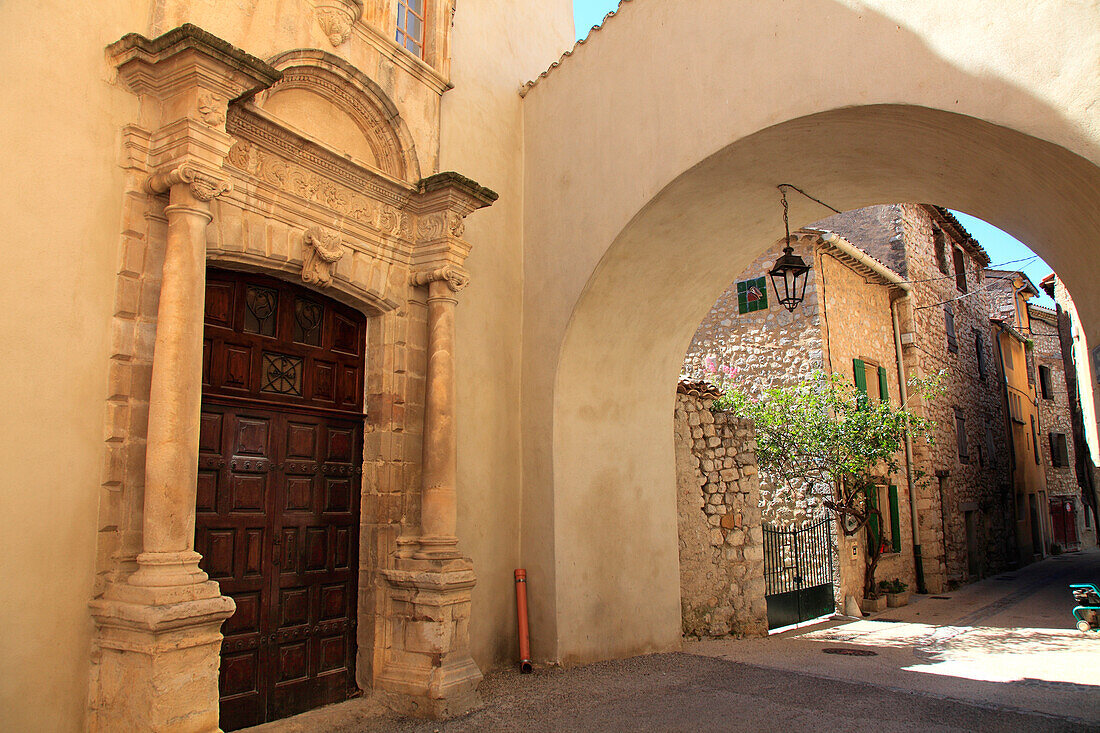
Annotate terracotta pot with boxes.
[886,591,909,607]
[862,596,888,613]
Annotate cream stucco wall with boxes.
[438,0,574,669]
[522,0,1100,664]
[0,2,152,729]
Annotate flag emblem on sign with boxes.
[746,284,763,302]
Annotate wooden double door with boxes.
[196,269,365,730]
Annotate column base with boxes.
[89,579,235,733]
[375,556,482,718]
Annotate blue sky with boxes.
[570,0,1056,307]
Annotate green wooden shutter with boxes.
[878,365,889,404]
[853,359,867,406]
[889,485,902,553]
[867,486,879,547]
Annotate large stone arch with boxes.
[520,0,1100,665]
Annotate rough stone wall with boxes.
[674,386,767,639]
[1031,308,1079,500]
[897,204,1013,589]
[683,238,824,387]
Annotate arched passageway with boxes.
[519,0,1100,665]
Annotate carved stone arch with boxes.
[206,247,402,317]
[258,49,421,182]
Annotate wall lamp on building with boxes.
[769,185,812,311]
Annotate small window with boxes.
[1039,365,1053,399]
[953,247,967,293]
[934,226,949,275]
[975,330,986,378]
[955,410,968,463]
[1008,392,1024,423]
[1049,432,1070,467]
[1031,416,1040,465]
[867,484,900,554]
[396,0,426,57]
[737,276,768,314]
[945,305,957,353]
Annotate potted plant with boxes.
[879,578,909,607]
[862,593,888,613]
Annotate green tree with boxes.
[718,371,940,600]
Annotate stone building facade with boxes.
[683,229,917,605]
[673,381,767,639]
[685,204,1024,598]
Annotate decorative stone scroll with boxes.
[314,0,364,46]
[302,226,346,286]
[145,162,232,202]
[409,265,469,293]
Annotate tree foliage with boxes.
[715,370,942,599]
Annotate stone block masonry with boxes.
[674,383,767,639]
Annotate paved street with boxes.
[256,550,1100,732]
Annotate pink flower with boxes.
[704,354,717,374]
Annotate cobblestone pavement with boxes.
[252,550,1099,732]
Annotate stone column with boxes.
[412,268,468,558]
[375,173,496,718]
[89,26,280,733]
[130,166,229,589]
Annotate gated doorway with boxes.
[196,269,365,730]
[1050,498,1080,549]
[762,518,836,629]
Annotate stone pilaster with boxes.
[89,26,279,732]
[375,175,495,717]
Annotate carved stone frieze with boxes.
[410,266,469,293]
[227,139,413,238]
[145,162,232,201]
[196,91,226,127]
[416,211,466,243]
[302,227,346,286]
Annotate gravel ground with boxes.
[254,651,1091,733]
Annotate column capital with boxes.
[145,161,232,201]
[409,171,497,272]
[410,266,469,294]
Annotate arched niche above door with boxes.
[256,49,421,183]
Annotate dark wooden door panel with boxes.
[198,268,364,731]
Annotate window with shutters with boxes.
[975,330,986,378]
[955,409,968,462]
[853,358,889,406]
[934,226,949,275]
[945,305,957,353]
[953,247,968,292]
[396,0,426,58]
[1050,432,1069,467]
[737,276,768,314]
[1008,392,1024,423]
[868,484,902,554]
[1039,365,1053,399]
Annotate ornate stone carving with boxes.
[145,162,231,201]
[227,139,413,238]
[302,227,345,286]
[416,211,466,242]
[196,91,226,127]
[315,8,354,45]
[410,266,470,293]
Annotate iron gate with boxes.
[762,518,836,629]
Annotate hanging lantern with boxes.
[769,186,812,312]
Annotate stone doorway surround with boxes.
[87,25,496,731]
